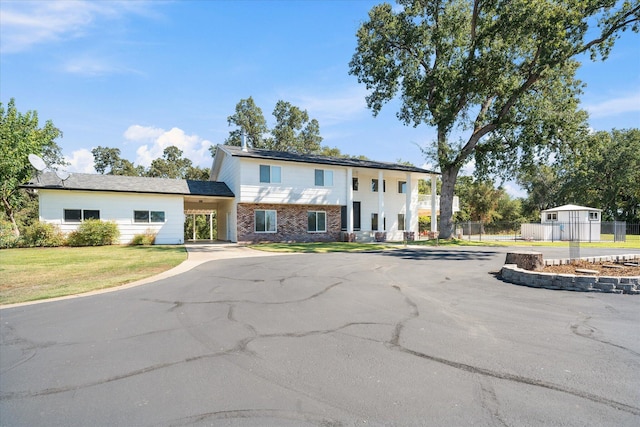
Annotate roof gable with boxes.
[542,204,601,212]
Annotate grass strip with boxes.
[0,245,187,305]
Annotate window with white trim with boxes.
[64,209,100,222]
[371,179,386,192]
[314,169,333,186]
[255,210,277,233]
[371,213,379,231]
[352,178,359,191]
[134,210,165,223]
[259,165,281,183]
[398,181,407,194]
[546,212,557,221]
[589,211,599,221]
[307,211,327,232]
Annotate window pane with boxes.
[398,181,406,193]
[352,178,359,191]
[308,211,317,232]
[325,171,333,186]
[151,211,165,222]
[271,166,281,183]
[398,214,405,231]
[134,211,149,223]
[318,212,326,232]
[315,169,324,186]
[83,210,100,220]
[372,213,378,231]
[64,209,82,222]
[266,210,276,232]
[260,165,270,183]
[372,179,378,192]
[341,206,347,231]
[255,210,266,232]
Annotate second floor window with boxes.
[398,181,407,194]
[315,169,333,186]
[260,165,281,183]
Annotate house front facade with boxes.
[23,145,441,244]
[210,145,439,243]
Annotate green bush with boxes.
[0,219,20,249]
[129,229,157,246]
[22,222,65,247]
[67,220,120,246]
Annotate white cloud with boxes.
[65,148,96,173]
[586,91,640,118]
[0,0,155,54]
[124,125,213,168]
[62,55,143,77]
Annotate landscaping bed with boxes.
[542,260,640,277]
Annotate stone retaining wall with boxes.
[500,254,640,295]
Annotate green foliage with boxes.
[184,213,216,241]
[518,128,640,222]
[92,146,144,176]
[147,146,193,179]
[224,96,269,149]
[1,98,64,236]
[418,216,431,234]
[67,220,120,246]
[129,230,157,246]
[350,0,639,237]
[0,219,20,249]
[21,221,65,247]
[267,100,323,154]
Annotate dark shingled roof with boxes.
[21,172,234,197]
[221,145,439,174]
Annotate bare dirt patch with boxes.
[542,260,640,276]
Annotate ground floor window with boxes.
[372,213,379,231]
[398,213,405,231]
[134,210,166,223]
[255,209,277,233]
[64,209,100,222]
[308,211,326,232]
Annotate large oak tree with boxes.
[350,0,639,238]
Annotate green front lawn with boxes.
[0,245,187,305]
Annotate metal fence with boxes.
[449,221,640,243]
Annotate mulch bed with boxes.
[542,260,640,277]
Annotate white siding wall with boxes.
[239,158,347,205]
[215,151,241,242]
[38,190,185,244]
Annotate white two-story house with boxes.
[23,144,443,244]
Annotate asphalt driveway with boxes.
[1,246,639,426]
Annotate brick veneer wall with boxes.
[237,203,342,243]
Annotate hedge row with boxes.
[0,219,126,249]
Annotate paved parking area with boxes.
[1,246,639,426]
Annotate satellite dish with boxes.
[28,154,47,171]
[55,170,71,184]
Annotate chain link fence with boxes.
[444,221,639,243]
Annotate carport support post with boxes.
[211,213,214,240]
[192,213,196,241]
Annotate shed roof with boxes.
[218,145,439,175]
[542,204,602,212]
[21,172,234,197]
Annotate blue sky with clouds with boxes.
[2,0,639,196]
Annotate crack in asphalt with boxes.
[167,408,343,427]
[570,315,640,357]
[386,285,640,416]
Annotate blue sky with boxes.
[2,0,639,196]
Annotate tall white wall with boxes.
[38,190,185,244]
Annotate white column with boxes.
[347,168,354,233]
[192,213,196,240]
[378,170,385,231]
[430,174,438,233]
[209,213,213,240]
[405,173,412,234]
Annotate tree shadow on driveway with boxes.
[379,248,501,261]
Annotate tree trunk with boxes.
[438,165,460,239]
[1,196,20,237]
